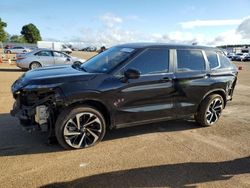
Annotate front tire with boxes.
[195,94,224,127]
[55,106,106,149]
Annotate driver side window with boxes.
[121,48,169,75]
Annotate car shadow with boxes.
[0,113,200,157]
[0,68,24,72]
[41,156,250,188]
[103,118,199,142]
[0,113,62,157]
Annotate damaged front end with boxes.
[10,83,64,133]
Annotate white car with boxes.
[16,49,86,70]
[4,46,31,54]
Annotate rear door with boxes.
[112,48,176,127]
[173,49,210,116]
[34,50,54,66]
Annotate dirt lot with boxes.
[0,55,249,187]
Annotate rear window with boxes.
[177,49,205,71]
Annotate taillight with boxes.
[17,57,26,60]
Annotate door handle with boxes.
[159,77,172,82]
[204,73,211,79]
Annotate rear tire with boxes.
[195,94,224,127]
[55,105,106,150]
[30,62,42,70]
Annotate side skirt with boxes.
[115,114,193,129]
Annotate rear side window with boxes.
[206,51,219,69]
[177,50,205,71]
[124,48,169,75]
[35,51,53,56]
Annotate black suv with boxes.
[11,43,238,149]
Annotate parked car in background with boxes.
[81,46,97,52]
[4,44,13,49]
[242,54,250,61]
[16,49,85,70]
[231,53,245,61]
[4,46,31,54]
[37,41,72,54]
[227,52,235,60]
[11,43,238,149]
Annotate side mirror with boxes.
[123,69,140,82]
[66,57,71,61]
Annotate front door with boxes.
[53,51,71,65]
[112,48,176,127]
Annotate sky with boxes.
[1,0,250,47]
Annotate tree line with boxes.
[0,18,42,43]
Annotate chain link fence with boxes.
[2,42,37,49]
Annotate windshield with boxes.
[81,47,136,73]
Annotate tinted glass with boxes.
[81,47,135,73]
[218,53,234,69]
[206,51,219,69]
[177,50,205,71]
[124,48,169,75]
[53,51,68,58]
[35,51,52,56]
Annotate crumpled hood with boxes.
[12,65,96,92]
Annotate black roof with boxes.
[116,42,215,50]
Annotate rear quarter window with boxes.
[206,51,219,69]
[218,53,235,69]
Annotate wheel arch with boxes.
[199,89,227,110]
[65,99,112,130]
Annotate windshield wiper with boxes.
[72,63,88,72]
[80,66,87,72]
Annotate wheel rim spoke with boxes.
[76,113,84,129]
[84,117,101,127]
[67,118,78,129]
[77,133,86,148]
[206,110,212,117]
[209,113,214,123]
[86,129,99,143]
[64,129,81,136]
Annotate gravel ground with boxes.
[0,58,249,188]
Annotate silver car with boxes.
[4,46,31,54]
[16,49,86,70]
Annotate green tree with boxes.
[0,18,8,42]
[10,35,26,43]
[21,23,42,43]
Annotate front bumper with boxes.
[10,93,54,131]
[10,101,38,131]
